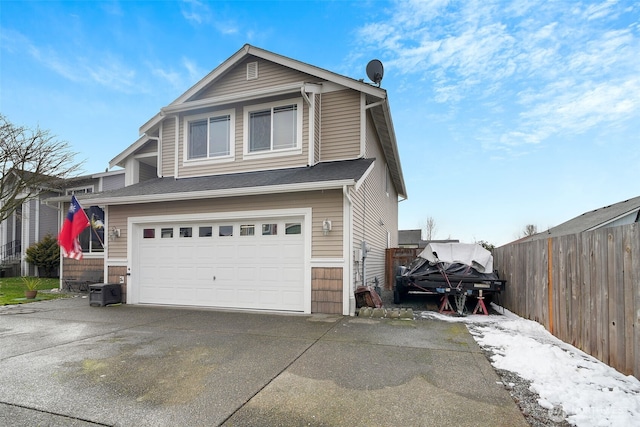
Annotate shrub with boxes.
[25,234,60,277]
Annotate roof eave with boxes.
[72,179,357,206]
[109,135,152,169]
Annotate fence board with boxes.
[631,224,640,379]
[494,223,639,379]
[622,226,633,374]
[579,233,591,355]
[599,230,610,365]
[589,232,600,362]
[384,248,420,290]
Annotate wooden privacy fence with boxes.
[493,223,640,379]
[385,248,420,290]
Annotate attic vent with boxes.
[246,61,258,80]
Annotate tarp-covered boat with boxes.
[394,243,506,315]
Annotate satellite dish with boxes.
[366,59,384,86]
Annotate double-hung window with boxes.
[244,99,303,155]
[184,109,234,161]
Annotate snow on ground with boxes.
[419,305,640,427]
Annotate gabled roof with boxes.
[72,158,375,205]
[522,195,640,242]
[137,44,387,138]
[110,44,407,199]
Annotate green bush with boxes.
[25,234,60,277]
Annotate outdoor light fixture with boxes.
[322,219,332,236]
[109,227,121,240]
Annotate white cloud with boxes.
[182,57,206,84]
[584,0,620,21]
[179,0,238,34]
[2,29,139,93]
[180,0,210,25]
[353,0,640,153]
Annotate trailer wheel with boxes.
[393,287,402,304]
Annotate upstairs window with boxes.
[244,99,302,156]
[184,110,234,161]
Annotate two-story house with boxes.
[70,44,406,315]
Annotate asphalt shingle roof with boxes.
[524,195,640,241]
[77,158,375,203]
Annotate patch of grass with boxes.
[0,277,69,305]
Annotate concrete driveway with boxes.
[0,296,528,426]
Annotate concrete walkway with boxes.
[0,297,528,426]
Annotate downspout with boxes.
[300,86,314,166]
[158,121,163,178]
[343,185,356,316]
[174,115,179,178]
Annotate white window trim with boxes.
[182,109,236,165]
[243,98,303,159]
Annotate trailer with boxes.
[394,243,506,315]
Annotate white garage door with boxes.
[134,217,305,312]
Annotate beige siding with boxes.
[319,90,361,161]
[107,190,343,260]
[157,60,364,179]
[194,57,314,100]
[350,116,398,289]
[161,118,176,177]
[139,163,157,182]
[136,140,157,155]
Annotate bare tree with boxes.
[424,216,437,241]
[523,224,538,237]
[0,114,82,222]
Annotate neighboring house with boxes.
[398,229,458,249]
[71,44,407,315]
[398,229,423,248]
[0,170,62,277]
[0,170,124,277]
[519,195,640,242]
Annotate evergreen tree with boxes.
[25,234,60,277]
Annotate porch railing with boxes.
[0,240,21,264]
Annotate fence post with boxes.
[548,237,554,335]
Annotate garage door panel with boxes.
[214,243,237,260]
[282,290,304,306]
[215,266,236,281]
[258,267,279,282]
[282,243,304,261]
[282,267,304,282]
[237,243,257,259]
[135,216,306,312]
[237,267,257,281]
[195,288,215,301]
[259,244,280,259]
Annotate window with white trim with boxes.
[66,186,94,195]
[79,206,104,253]
[244,99,303,155]
[184,109,235,161]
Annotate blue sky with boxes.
[1,0,639,246]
